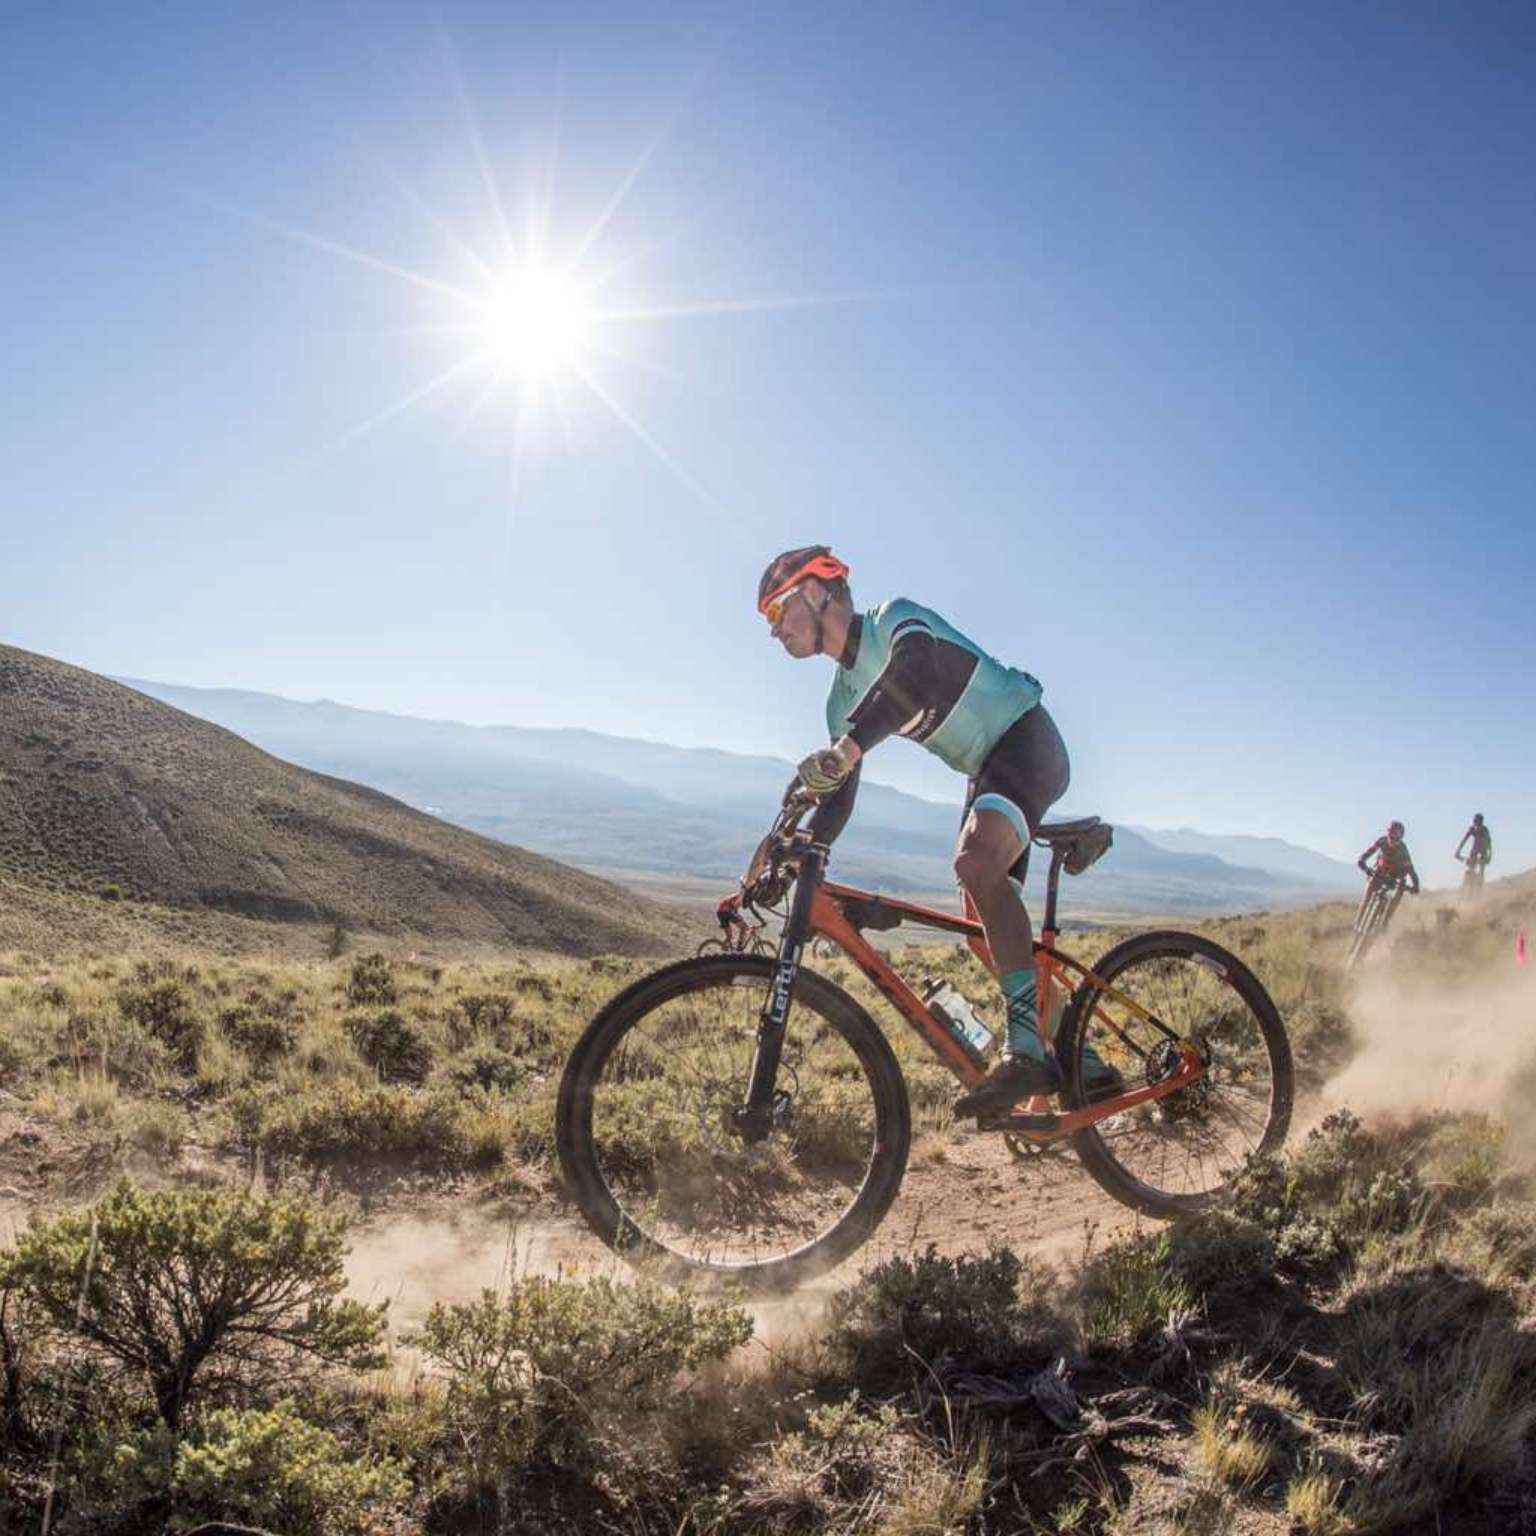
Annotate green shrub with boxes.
[217,1002,298,1066]
[512,971,556,1001]
[444,991,518,1047]
[1166,1211,1277,1295]
[746,1396,910,1522]
[344,1008,434,1084]
[0,1183,385,1427]
[115,961,204,1072]
[829,1246,1061,1393]
[1454,1199,1536,1284]
[1229,1113,1433,1283]
[410,1276,751,1490]
[449,1046,524,1096]
[1080,1233,1195,1350]
[344,951,396,1007]
[107,1404,407,1535]
[241,1079,467,1161]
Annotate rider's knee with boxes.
[953,840,1005,894]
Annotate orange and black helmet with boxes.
[757,545,850,616]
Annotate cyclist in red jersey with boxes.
[1354,820,1419,929]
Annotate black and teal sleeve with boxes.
[845,623,938,754]
[808,761,861,847]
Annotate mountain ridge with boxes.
[121,676,1356,915]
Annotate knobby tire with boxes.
[1056,930,1293,1218]
[557,954,911,1290]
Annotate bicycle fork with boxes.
[732,844,827,1144]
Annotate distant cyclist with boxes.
[1356,820,1420,911]
[754,545,1121,1117]
[1455,813,1493,890]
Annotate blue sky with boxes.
[3,2,1532,887]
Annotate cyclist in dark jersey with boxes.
[1456,814,1493,877]
[755,545,1121,1115]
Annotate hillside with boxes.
[0,857,1533,1530]
[123,678,1356,915]
[0,645,693,956]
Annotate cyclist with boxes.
[754,544,1121,1116]
[1455,813,1493,888]
[1355,819,1419,922]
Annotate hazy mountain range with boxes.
[121,678,1359,917]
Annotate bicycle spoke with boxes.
[583,970,883,1270]
[1067,937,1285,1207]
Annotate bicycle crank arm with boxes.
[977,1111,1061,1134]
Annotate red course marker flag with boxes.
[1519,928,1528,968]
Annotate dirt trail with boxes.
[343,1131,1148,1347]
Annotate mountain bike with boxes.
[1456,853,1488,900]
[557,790,1293,1289]
[1346,873,1412,970]
[696,906,774,958]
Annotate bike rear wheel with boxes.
[557,955,911,1289]
[1056,931,1293,1218]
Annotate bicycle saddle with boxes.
[1034,817,1114,875]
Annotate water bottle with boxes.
[922,978,997,1062]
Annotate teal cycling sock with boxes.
[1000,968,1046,1059]
[1003,966,1116,1081]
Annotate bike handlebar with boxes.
[722,786,823,919]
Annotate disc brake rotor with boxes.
[698,1064,799,1164]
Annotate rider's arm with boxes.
[1455,829,1471,859]
[1357,840,1380,875]
[843,623,939,754]
[1406,858,1421,893]
[807,760,862,847]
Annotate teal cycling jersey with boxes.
[825,598,1043,778]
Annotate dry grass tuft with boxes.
[1286,1465,1354,1535]
[1190,1400,1273,1492]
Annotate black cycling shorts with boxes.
[961,703,1071,884]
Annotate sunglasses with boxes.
[762,582,809,627]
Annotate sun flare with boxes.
[222,54,881,500]
[479,266,595,383]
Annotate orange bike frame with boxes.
[806,879,1204,1141]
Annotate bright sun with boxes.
[479,266,595,383]
[231,82,870,483]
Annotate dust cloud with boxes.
[1322,922,1536,1159]
[342,1209,839,1359]
[344,1213,613,1338]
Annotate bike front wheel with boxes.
[557,955,911,1289]
[1056,931,1293,1218]
[1346,888,1387,969]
